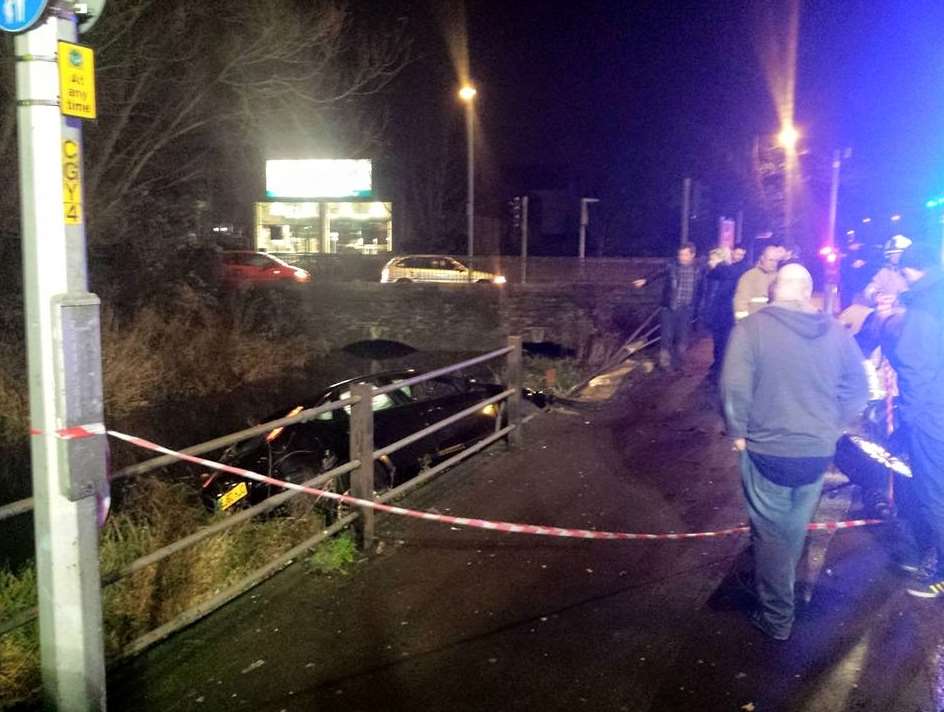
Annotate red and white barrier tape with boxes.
[30,423,106,440]
[107,430,883,541]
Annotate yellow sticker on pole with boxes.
[62,140,83,225]
[58,41,96,120]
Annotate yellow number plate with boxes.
[219,482,248,511]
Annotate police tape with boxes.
[30,423,106,440]
[107,430,883,541]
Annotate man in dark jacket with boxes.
[886,245,944,597]
[722,263,868,639]
[706,244,749,380]
[633,242,705,370]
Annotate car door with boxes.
[409,376,493,458]
[321,381,428,474]
[222,253,249,286]
[447,257,471,283]
[246,253,283,283]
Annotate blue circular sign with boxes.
[0,0,49,33]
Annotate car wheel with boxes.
[475,279,491,284]
[396,278,412,284]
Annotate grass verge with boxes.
[0,478,331,706]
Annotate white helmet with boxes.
[884,234,912,255]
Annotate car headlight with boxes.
[293,270,310,283]
[493,275,507,285]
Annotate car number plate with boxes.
[219,482,248,510]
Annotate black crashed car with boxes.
[201,370,546,513]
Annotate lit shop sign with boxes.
[265,159,373,200]
[267,202,320,220]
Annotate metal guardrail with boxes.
[0,395,363,523]
[0,338,525,657]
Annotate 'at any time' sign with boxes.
[62,139,82,224]
[58,41,96,120]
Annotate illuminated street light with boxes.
[891,214,901,222]
[777,124,800,151]
[862,217,872,224]
[458,84,477,258]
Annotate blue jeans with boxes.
[660,306,692,369]
[902,426,944,576]
[740,451,825,636]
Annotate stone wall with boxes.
[298,281,661,360]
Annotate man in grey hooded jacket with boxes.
[721,264,868,639]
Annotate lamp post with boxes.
[777,123,799,247]
[459,84,477,259]
[579,197,599,260]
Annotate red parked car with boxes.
[221,251,311,288]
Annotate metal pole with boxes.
[579,197,599,264]
[579,199,588,260]
[504,336,523,448]
[827,150,841,251]
[466,101,474,259]
[520,196,529,284]
[349,383,375,549]
[681,177,691,246]
[320,201,330,254]
[825,149,841,315]
[736,209,744,247]
[16,5,107,709]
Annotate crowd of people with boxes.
[636,238,944,640]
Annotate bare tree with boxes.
[0,0,410,244]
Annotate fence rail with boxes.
[0,339,525,659]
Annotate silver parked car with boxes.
[380,255,507,285]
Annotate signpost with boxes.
[9,0,107,709]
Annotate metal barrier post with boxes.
[349,383,375,549]
[505,336,523,447]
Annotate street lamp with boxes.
[777,123,800,247]
[459,84,477,258]
[777,124,799,152]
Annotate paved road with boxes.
[109,340,944,712]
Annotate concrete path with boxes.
[108,340,944,712]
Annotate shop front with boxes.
[255,159,392,256]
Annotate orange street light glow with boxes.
[778,124,799,151]
[458,85,477,102]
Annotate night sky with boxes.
[388,0,944,251]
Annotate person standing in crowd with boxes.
[705,244,749,381]
[885,244,944,597]
[633,242,704,371]
[733,244,781,321]
[864,234,912,306]
[722,264,868,640]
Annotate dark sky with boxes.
[389,0,944,248]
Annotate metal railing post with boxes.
[349,383,375,549]
[505,336,524,447]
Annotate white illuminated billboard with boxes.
[265,159,373,200]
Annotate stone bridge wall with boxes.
[300,281,661,360]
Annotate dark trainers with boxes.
[906,577,944,599]
[749,610,791,641]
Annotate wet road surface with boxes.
[108,340,944,712]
